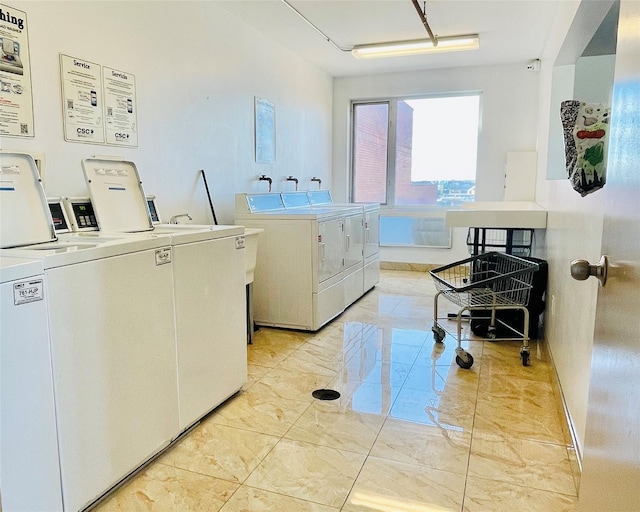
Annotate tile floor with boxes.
[96,270,579,511]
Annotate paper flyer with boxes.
[0,3,34,137]
[60,54,105,144]
[103,66,137,147]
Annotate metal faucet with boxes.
[311,176,322,189]
[169,213,193,224]
[259,174,272,192]
[286,175,299,191]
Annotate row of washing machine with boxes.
[234,190,380,331]
[0,153,247,511]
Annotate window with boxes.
[351,94,481,208]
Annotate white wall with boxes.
[333,64,540,265]
[4,1,333,225]
[534,0,616,457]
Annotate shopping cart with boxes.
[430,252,540,368]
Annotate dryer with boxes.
[282,191,367,308]
[235,193,361,331]
[307,190,381,295]
[0,152,179,512]
[0,256,63,512]
[83,157,247,432]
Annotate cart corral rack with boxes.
[430,252,540,368]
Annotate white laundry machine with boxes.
[307,190,381,294]
[145,194,263,343]
[0,152,180,512]
[282,191,367,308]
[83,157,247,432]
[235,192,362,331]
[0,256,63,512]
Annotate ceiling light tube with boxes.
[351,34,479,59]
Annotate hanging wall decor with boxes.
[560,100,610,197]
[254,97,275,164]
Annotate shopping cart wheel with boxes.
[432,326,446,343]
[455,352,474,369]
[487,326,497,339]
[520,349,530,367]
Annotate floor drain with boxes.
[312,389,341,401]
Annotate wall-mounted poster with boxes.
[0,3,34,137]
[255,97,275,164]
[103,66,137,147]
[60,54,105,144]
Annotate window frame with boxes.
[349,92,482,209]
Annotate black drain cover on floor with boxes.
[312,389,341,401]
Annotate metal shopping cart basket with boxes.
[429,252,540,368]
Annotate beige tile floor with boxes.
[95,270,579,511]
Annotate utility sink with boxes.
[243,228,263,285]
[445,201,547,228]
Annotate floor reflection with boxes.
[95,270,578,512]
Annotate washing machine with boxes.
[0,256,63,512]
[307,190,381,294]
[146,194,264,344]
[0,152,180,512]
[83,157,247,432]
[235,192,362,331]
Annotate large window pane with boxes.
[352,103,388,203]
[394,95,480,206]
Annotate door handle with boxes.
[570,255,609,286]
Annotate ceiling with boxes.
[218,0,563,77]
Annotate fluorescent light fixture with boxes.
[351,34,479,59]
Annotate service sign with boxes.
[60,54,105,144]
[0,3,34,137]
[103,66,137,146]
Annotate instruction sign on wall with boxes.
[60,54,105,144]
[60,54,138,147]
[0,3,34,137]
[103,66,137,146]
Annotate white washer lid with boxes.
[82,157,153,233]
[307,190,333,205]
[0,152,56,248]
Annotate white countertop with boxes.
[445,201,547,229]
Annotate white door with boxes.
[577,2,640,509]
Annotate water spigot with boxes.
[311,176,322,189]
[286,175,299,191]
[259,174,272,192]
[169,213,193,224]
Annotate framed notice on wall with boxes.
[60,54,105,144]
[255,97,275,164]
[0,3,35,137]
